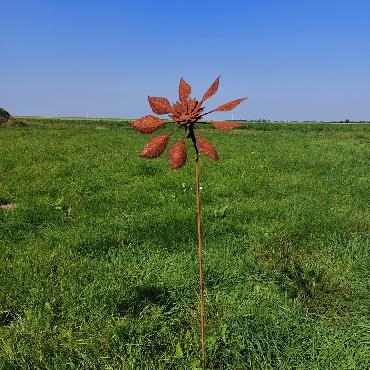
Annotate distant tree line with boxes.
[229,118,370,123]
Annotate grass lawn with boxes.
[0,118,369,369]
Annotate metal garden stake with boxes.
[130,77,246,368]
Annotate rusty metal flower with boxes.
[130,76,246,369]
[130,77,246,168]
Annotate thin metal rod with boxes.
[195,151,205,369]
[199,110,213,118]
[188,127,206,368]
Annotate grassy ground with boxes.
[0,118,369,369]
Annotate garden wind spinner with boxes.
[130,76,246,368]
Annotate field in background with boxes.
[1,118,369,369]
[15,115,370,124]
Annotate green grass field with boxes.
[1,118,369,369]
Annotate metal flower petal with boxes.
[179,78,192,102]
[130,115,165,134]
[196,134,218,160]
[147,96,172,115]
[201,76,220,102]
[168,139,187,169]
[212,98,247,112]
[211,121,242,131]
[139,135,170,158]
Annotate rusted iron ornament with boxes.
[130,76,246,368]
[130,76,246,167]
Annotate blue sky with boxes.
[1,0,370,120]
